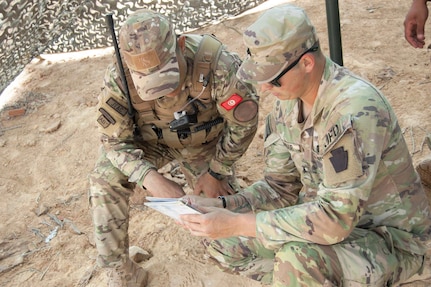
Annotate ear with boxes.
[177,35,186,53]
[302,53,315,73]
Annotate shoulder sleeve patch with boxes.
[221,93,242,110]
[233,100,258,122]
[322,133,363,186]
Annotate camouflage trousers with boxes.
[205,228,425,287]
[88,140,238,268]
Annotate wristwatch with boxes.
[218,196,227,208]
[207,167,226,180]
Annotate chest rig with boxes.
[118,35,224,149]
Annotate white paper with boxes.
[144,197,202,221]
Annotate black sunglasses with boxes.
[269,45,319,87]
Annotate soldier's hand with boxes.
[193,172,234,198]
[180,207,257,239]
[143,170,185,198]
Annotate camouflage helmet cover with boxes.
[236,4,318,84]
[119,9,179,101]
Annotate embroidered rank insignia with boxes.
[221,94,243,110]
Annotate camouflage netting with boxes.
[0,0,267,95]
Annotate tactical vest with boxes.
[118,35,224,149]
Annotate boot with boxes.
[416,157,431,188]
[108,259,148,287]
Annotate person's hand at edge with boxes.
[404,0,429,48]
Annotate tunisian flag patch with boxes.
[221,94,243,110]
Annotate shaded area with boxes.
[0,0,266,95]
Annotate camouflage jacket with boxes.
[240,57,431,254]
[96,34,259,186]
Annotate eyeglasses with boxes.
[269,45,319,87]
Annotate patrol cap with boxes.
[119,9,179,101]
[237,4,318,84]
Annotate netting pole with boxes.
[325,0,343,66]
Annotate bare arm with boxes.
[180,207,257,239]
[404,0,429,48]
[143,170,185,198]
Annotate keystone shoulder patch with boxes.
[329,146,348,173]
[323,133,363,186]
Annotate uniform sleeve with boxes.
[238,112,302,211]
[255,88,397,250]
[96,63,156,187]
[208,51,259,176]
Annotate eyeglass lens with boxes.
[269,46,319,87]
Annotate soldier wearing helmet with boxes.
[88,9,259,286]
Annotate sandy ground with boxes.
[1,0,431,286]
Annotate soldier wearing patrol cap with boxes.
[404,0,431,192]
[180,4,431,287]
[88,9,259,286]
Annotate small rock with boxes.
[35,203,49,216]
[40,119,61,133]
[23,139,37,147]
[8,108,26,117]
[129,246,152,263]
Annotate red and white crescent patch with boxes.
[221,94,243,110]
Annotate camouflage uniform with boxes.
[88,10,258,269]
[205,5,431,287]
